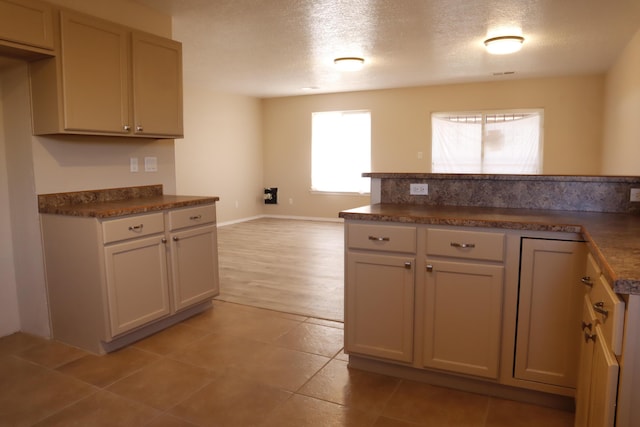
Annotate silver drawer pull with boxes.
[584,331,596,343]
[368,236,390,242]
[128,224,144,232]
[189,215,202,220]
[173,236,180,241]
[450,242,475,249]
[426,264,433,272]
[404,262,412,269]
[580,276,594,287]
[593,301,609,319]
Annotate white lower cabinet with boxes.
[41,203,219,354]
[169,224,219,311]
[587,328,619,427]
[346,223,506,380]
[422,227,505,379]
[515,238,587,391]
[422,260,503,379]
[575,254,624,427]
[104,234,171,336]
[344,223,416,363]
[344,221,601,405]
[576,303,620,427]
[345,252,415,363]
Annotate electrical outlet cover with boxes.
[410,183,429,195]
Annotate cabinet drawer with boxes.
[348,223,416,253]
[426,228,504,262]
[581,253,601,290]
[591,274,625,356]
[102,213,165,244]
[169,204,216,231]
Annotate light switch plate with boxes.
[631,188,640,202]
[130,157,138,172]
[144,157,158,172]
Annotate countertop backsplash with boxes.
[365,173,640,214]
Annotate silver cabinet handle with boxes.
[123,125,131,131]
[161,238,167,244]
[450,242,475,249]
[584,331,596,343]
[189,215,202,220]
[404,262,412,269]
[581,276,594,287]
[426,264,433,272]
[368,236,390,242]
[136,125,143,132]
[173,236,179,241]
[128,224,144,232]
[593,301,609,319]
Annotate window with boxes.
[431,110,543,174]
[311,110,371,193]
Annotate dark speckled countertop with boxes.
[340,203,640,295]
[38,184,219,218]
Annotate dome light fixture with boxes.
[484,36,525,55]
[333,57,365,71]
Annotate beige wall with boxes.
[0,0,174,338]
[0,64,21,336]
[2,61,50,337]
[602,27,640,175]
[175,86,264,224]
[262,75,605,219]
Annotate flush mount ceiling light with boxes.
[334,57,365,71]
[484,36,525,55]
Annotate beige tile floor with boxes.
[0,301,574,427]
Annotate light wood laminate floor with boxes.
[216,218,345,322]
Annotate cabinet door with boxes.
[169,224,219,311]
[575,295,597,427]
[587,325,619,427]
[104,235,170,337]
[515,239,586,388]
[423,260,504,379]
[0,0,53,50]
[131,32,183,137]
[60,11,130,133]
[345,252,415,363]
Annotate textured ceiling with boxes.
[133,0,640,98]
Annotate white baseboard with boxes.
[217,214,343,227]
[263,214,344,223]
[217,215,263,227]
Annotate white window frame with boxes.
[311,110,371,194]
[431,109,544,174]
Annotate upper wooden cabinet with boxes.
[30,9,183,138]
[131,32,183,137]
[59,11,130,134]
[0,0,54,57]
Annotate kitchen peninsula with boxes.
[38,185,220,355]
[339,173,640,427]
